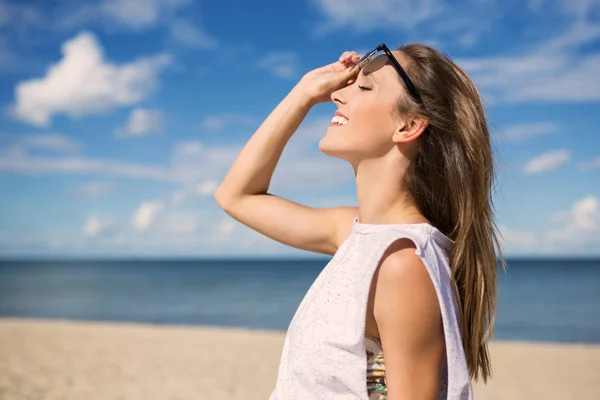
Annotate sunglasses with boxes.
[351,43,426,110]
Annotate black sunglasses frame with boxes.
[352,43,426,109]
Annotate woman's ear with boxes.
[392,117,428,143]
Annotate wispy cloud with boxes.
[309,0,442,33]
[116,108,164,138]
[498,225,538,247]
[196,180,219,196]
[100,0,190,30]
[200,114,257,132]
[9,0,216,51]
[168,18,217,48]
[0,145,172,181]
[10,31,170,127]
[1,114,351,198]
[132,200,164,230]
[458,19,600,103]
[559,0,600,18]
[82,214,113,237]
[57,0,190,31]
[547,195,600,246]
[257,51,299,79]
[580,155,600,170]
[524,149,570,174]
[82,215,102,237]
[216,218,236,238]
[159,211,199,235]
[21,134,81,153]
[500,195,600,253]
[0,0,40,29]
[71,182,116,198]
[494,122,559,142]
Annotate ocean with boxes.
[0,258,598,344]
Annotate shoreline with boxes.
[1,318,599,399]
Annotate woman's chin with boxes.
[319,127,362,158]
[318,135,348,159]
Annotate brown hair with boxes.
[396,44,506,382]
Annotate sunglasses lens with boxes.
[354,50,389,75]
[351,49,377,71]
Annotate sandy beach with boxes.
[0,319,598,400]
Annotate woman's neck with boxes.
[354,157,426,225]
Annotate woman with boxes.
[215,43,504,399]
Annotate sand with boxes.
[0,318,598,400]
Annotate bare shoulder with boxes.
[374,239,441,335]
[377,239,430,285]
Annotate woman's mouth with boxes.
[330,115,349,126]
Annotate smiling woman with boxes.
[215,43,504,400]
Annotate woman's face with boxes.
[319,52,408,163]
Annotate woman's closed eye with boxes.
[358,85,372,91]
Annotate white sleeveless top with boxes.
[269,217,473,400]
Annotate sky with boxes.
[0,0,598,259]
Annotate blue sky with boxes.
[0,0,598,258]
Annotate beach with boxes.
[1,319,598,400]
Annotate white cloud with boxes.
[560,0,600,18]
[21,134,81,153]
[458,20,600,103]
[0,116,353,191]
[116,108,164,138]
[168,140,240,183]
[512,55,600,102]
[216,219,236,237]
[82,214,109,237]
[169,18,217,48]
[11,31,170,127]
[547,195,600,245]
[100,0,190,29]
[309,0,441,33]
[200,114,257,131]
[257,51,299,79]
[499,196,600,253]
[498,225,538,247]
[457,32,478,48]
[0,1,40,28]
[580,155,600,170]
[132,201,163,230]
[0,146,172,180]
[72,182,115,198]
[524,150,570,174]
[571,195,599,231]
[171,190,187,205]
[197,180,218,196]
[169,122,352,191]
[529,0,546,12]
[159,211,198,234]
[201,116,225,131]
[54,0,217,50]
[290,116,332,142]
[494,122,559,142]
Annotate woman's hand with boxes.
[294,51,363,106]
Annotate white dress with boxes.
[269,218,473,399]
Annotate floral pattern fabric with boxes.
[366,337,387,400]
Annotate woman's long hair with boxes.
[397,44,506,382]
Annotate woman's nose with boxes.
[331,88,347,105]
